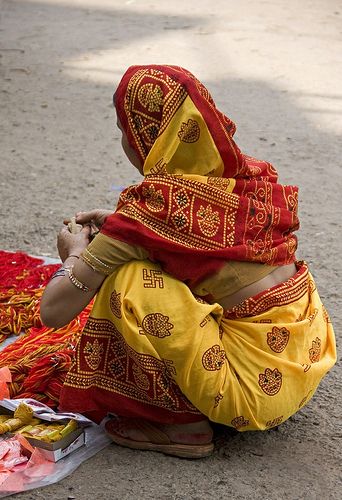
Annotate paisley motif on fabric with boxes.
[142,184,165,212]
[132,363,150,391]
[202,345,226,371]
[110,290,122,319]
[140,313,174,338]
[83,339,104,371]
[207,177,232,191]
[138,83,164,112]
[197,204,221,237]
[178,119,200,143]
[309,337,321,363]
[231,416,250,429]
[258,368,282,396]
[266,326,290,353]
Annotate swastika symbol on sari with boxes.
[142,268,164,288]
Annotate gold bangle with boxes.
[67,266,94,293]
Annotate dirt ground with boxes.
[0,0,341,498]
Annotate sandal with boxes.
[105,417,214,459]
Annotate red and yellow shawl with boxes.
[102,65,299,287]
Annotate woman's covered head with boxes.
[114,65,275,181]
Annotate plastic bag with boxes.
[0,421,111,497]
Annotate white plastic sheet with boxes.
[0,420,112,497]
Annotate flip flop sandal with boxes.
[105,418,214,459]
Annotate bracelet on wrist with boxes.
[67,266,95,293]
[51,266,67,280]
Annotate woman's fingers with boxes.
[80,224,92,235]
[76,209,112,228]
[63,209,111,231]
[57,224,92,262]
[75,210,100,225]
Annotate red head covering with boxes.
[102,65,299,286]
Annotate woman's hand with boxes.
[73,209,113,230]
[57,225,91,262]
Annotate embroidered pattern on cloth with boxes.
[64,318,198,414]
[117,176,239,250]
[139,313,174,338]
[258,367,283,396]
[231,416,250,429]
[265,415,283,428]
[202,345,226,371]
[110,290,122,318]
[122,68,188,159]
[59,260,336,430]
[178,119,200,143]
[142,268,164,288]
[104,65,300,283]
[309,337,321,363]
[225,262,309,319]
[266,326,290,353]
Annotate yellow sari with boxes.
[60,260,336,430]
